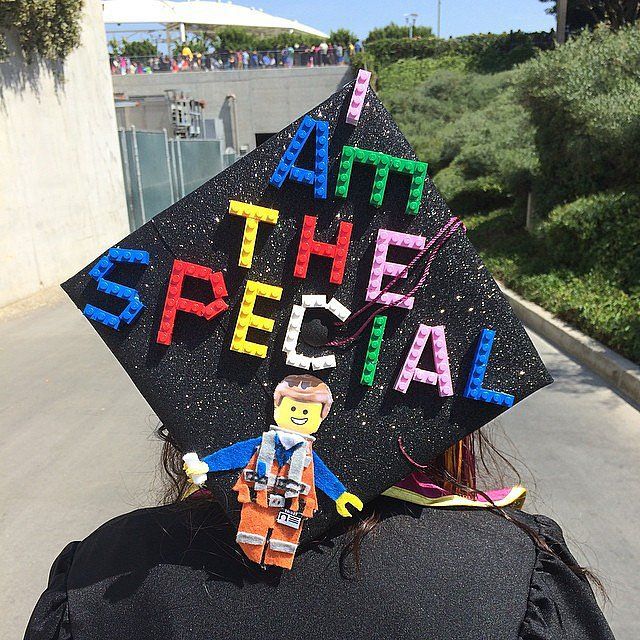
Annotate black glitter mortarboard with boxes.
[62,77,552,564]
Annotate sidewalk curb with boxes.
[499,283,640,407]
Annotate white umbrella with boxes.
[103,0,179,24]
[103,0,328,39]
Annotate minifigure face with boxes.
[274,396,324,434]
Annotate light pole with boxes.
[436,0,441,37]
[404,13,419,39]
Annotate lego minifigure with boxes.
[183,374,362,569]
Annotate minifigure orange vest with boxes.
[233,441,318,518]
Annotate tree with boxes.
[540,0,640,31]
[0,0,83,62]
[113,38,158,58]
[366,22,434,42]
[329,28,358,45]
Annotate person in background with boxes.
[181,44,193,62]
[250,50,259,68]
[327,42,335,64]
[319,40,329,65]
[242,49,249,69]
[335,43,344,64]
[355,39,363,53]
[348,41,355,62]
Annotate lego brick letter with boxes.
[269,116,329,200]
[366,229,426,310]
[294,215,353,285]
[228,200,279,269]
[334,146,427,215]
[463,329,515,407]
[394,325,453,396]
[231,280,283,358]
[83,248,149,331]
[156,260,228,345]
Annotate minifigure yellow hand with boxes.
[182,453,209,486]
[335,492,363,517]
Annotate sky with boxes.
[107,0,556,43]
[228,0,555,40]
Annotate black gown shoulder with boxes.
[25,499,614,640]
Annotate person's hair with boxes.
[156,424,604,593]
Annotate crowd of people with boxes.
[110,40,364,74]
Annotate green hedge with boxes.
[466,208,640,363]
[538,191,640,291]
[516,25,640,214]
[362,31,554,73]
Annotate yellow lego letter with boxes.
[228,200,279,269]
[231,280,283,358]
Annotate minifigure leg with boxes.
[263,521,304,569]
[236,502,272,564]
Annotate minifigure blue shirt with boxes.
[202,436,346,501]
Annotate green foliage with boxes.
[329,28,357,46]
[465,208,640,363]
[111,38,158,58]
[360,30,553,72]
[0,0,84,63]
[537,190,640,290]
[366,22,433,42]
[210,27,320,51]
[456,31,555,72]
[516,25,640,213]
[382,69,537,215]
[363,37,441,67]
[376,55,470,96]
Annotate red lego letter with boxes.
[294,215,353,285]
[156,259,228,345]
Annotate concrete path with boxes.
[1,292,638,639]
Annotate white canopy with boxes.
[103,0,329,39]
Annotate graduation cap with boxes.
[62,71,552,570]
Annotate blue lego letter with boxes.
[83,247,149,330]
[269,115,329,199]
[463,329,515,407]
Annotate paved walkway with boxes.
[1,291,638,639]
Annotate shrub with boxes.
[366,23,434,42]
[383,69,511,168]
[538,190,640,291]
[516,24,640,213]
[0,0,84,63]
[376,55,470,96]
[465,208,640,363]
[363,37,442,67]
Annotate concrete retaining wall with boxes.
[0,0,129,308]
[112,66,353,151]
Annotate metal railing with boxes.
[110,49,353,74]
[119,127,236,230]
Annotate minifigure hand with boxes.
[335,491,363,517]
[182,453,209,486]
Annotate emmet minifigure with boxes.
[183,374,363,569]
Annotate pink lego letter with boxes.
[366,228,426,310]
[394,325,453,396]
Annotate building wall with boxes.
[0,0,129,308]
[112,66,352,151]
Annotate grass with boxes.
[464,208,640,364]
